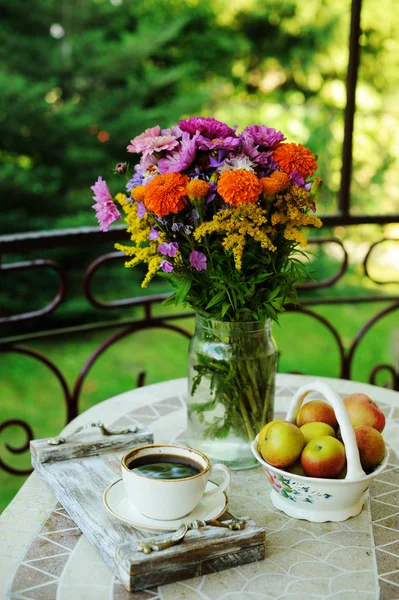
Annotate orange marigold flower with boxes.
[261,171,291,195]
[143,173,189,217]
[217,170,262,206]
[273,143,318,178]
[131,185,146,202]
[187,179,211,201]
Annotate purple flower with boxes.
[91,176,121,232]
[160,260,174,273]
[127,126,179,157]
[179,117,236,139]
[289,170,306,186]
[126,171,144,192]
[136,202,147,218]
[159,242,179,257]
[197,135,241,151]
[191,208,199,221]
[149,227,159,240]
[205,180,217,204]
[190,251,207,271]
[209,149,227,168]
[158,132,199,174]
[241,125,285,149]
[240,126,285,165]
[172,222,184,232]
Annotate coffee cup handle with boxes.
[204,463,230,497]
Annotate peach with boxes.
[301,436,346,478]
[260,421,305,468]
[343,393,385,432]
[354,425,386,472]
[297,400,338,430]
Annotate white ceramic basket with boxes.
[251,381,389,522]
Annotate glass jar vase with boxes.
[187,315,277,470]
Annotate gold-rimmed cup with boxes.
[121,443,230,520]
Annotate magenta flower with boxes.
[179,117,236,139]
[136,202,147,218]
[127,126,179,157]
[91,176,121,232]
[241,125,285,149]
[158,133,199,174]
[241,126,285,166]
[190,251,207,271]
[159,242,179,257]
[149,227,159,240]
[198,136,241,151]
[289,170,306,186]
[160,260,174,273]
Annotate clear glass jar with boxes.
[187,315,277,470]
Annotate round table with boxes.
[1,374,399,600]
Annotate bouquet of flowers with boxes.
[91,117,322,467]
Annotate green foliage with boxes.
[0,0,241,233]
[1,0,398,236]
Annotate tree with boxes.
[0,0,242,234]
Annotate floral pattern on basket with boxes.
[263,468,333,503]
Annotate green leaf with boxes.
[175,278,192,305]
[162,292,177,306]
[205,290,226,310]
[221,302,230,318]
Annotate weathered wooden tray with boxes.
[30,427,266,592]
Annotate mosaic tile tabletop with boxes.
[1,374,399,600]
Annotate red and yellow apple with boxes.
[343,393,385,432]
[354,425,386,472]
[260,421,305,468]
[297,400,338,431]
[300,422,336,444]
[301,436,346,478]
[257,419,285,451]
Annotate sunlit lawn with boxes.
[1,302,397,512]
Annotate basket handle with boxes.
[285,381,366,480]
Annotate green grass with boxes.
[1,302,397,512]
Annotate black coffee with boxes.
[128,454,202,480]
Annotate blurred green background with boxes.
[0,0,398,511]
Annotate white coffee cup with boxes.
[121,443,230,520]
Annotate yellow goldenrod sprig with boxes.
[114,193,164,287]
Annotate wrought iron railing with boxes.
[0,0,398,478]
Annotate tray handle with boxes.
[285,381,366,480]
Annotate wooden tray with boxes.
[30,427,266,592]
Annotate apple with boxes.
[343,393,385,432]
[301,436,346,478]
[257,419,285,451]
[285,461,307,476]
[297,400,338,430]
[354,425,386,472]
[260,421,305,468]
[300,422,336,444]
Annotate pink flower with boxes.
[158,132,199,174]
[160,260,174,273]
[127,126,179,157]
[179,117,236,139]
[240,125,285,166]
[136,202,147,218]
[197,136,241,151]
[159,242,179,257]
[149,227,159,240]
[189,251,207,271]
[91,176,120,232]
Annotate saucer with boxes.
[103,479,228,532]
